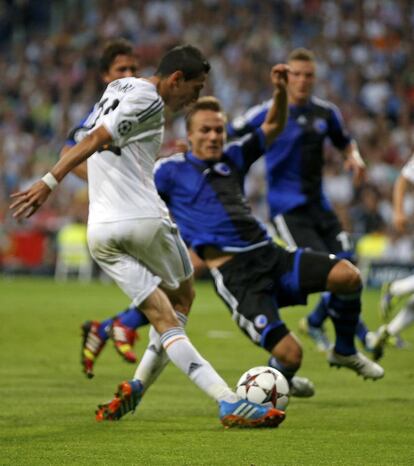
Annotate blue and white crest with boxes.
[213,162,231,176]
[254,314,268,329]
[313,118,327,134]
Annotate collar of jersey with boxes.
[289,101,311,113]
[186,151,217,168]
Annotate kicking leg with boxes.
[267,333,315,398]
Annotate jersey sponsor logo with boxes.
[313,118,327,133]
[213,162,231,176]
[118,120,133,136]
[254,314,268,329]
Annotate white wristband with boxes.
[41,172,59,191]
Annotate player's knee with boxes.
[167,285,195,315]
[327,259,362,293]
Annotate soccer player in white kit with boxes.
[10,45,285,428]
[376,155,414,345]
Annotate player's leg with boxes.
[386,295,414,336]
[81,306,148,378]
[81,220,195,378]
[370,295,414,350]
[273,210,331,351]
[130,223,197,393]
[317,209,384,358]
[380,274,414,320]
[306,254,384,379]
[81,250,205,376]
[132,277,194,391]
[91,219,283,426]
[210,245,314,398]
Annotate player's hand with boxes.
[270,64,289,90]
[9,180,51,219]
[344,155,366,186]
[393,211,408,234]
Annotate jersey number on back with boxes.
[91,98,122,156]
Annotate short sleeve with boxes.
[65,106,96,146]
[101,89,164,147]
[327,103,352,150]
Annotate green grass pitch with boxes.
[1,277,413,465]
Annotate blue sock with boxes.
[327,291,361,355]
[307,292,330,328]
[268,356,297,383]
[97,307,149,340]
[117,306,149,328]
[356,319,368,345]
[97,318,113,340]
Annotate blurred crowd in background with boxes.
[1,0,414,276]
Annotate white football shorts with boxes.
[87,217,193,307]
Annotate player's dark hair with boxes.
[156,45,210,81]
[100,38,135,73]
[185,96,226,130]
[288,48,315,62]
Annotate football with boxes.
[236,366,289,411]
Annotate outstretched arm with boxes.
[10,125,112,219]
[260,64,289,146]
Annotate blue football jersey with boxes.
[228,96,352,217]
[154,129,271,257]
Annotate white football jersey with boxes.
[402,154,414,184]
[85,77,170,224]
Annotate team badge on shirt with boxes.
[213,162,231,176]
[254,314,268,329]
[118,120,133,136]
[313,118,327,134]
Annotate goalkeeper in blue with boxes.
[95,83,384,423]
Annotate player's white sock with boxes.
[389,275,414,296]
[387,302,414,336]
[133,325,169,388]
[133,311,188,388]
[160,327,238,403]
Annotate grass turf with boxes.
[1,277,413,465]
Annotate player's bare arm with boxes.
[10,125,112,219]
[343,140,366,186]
[60,145,89,181]
[261,64,289,145]
[393,174,410,233]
